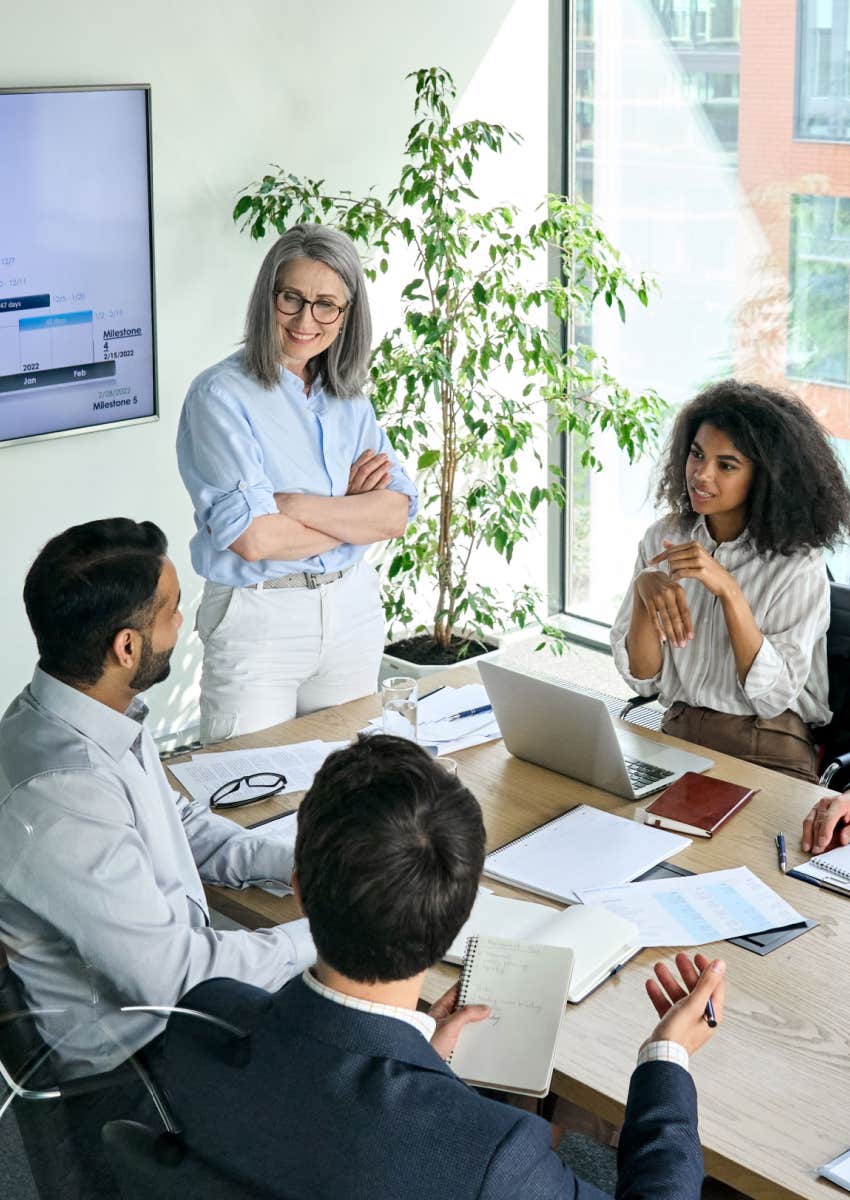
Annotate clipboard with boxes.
[636,862,817,955]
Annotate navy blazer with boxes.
[163,974,704,1200]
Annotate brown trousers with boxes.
[661,702,819,784]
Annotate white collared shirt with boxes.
[610,514,831,724]
[0,668,315,1079]
[301,970,689,1075]
[302,969,437,1041]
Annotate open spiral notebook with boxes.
[447,935,575,1097]
[483,804,691,904]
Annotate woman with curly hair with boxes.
[610,380,850,782]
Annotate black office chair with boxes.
[619,578,850,790]
[816,578,850,789]
[102,1119,265,1200]
[0,941,178,1200]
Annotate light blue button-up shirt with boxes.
[177,351,419,587]
[0,668,315,1079]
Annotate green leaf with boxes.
[417,449,441,469]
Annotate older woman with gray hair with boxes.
[178,224,417,744]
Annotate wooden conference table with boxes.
[171,666,850,1200]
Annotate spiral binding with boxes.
[488,806,580,859]
[447,935,479,1065]
[812,855,850,882]
[457,936,479,1007]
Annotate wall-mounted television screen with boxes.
[0,85,157,449]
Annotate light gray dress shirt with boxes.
[0,668,315,1079]
[610,514,831,725]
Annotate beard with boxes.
[130,632,173,692]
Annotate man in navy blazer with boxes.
[163,734,726,1199]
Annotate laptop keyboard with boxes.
[536,675,666,732]
[623,756,675,790]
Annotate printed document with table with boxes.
[478,660,713,799]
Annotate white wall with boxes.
[0,0,549,735]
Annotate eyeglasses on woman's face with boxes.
[274,290,349,325]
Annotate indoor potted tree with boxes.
[234,67,664,674]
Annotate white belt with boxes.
[246,567,349,592]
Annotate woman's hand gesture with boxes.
[649,540,734,599]
[634,569,694,649]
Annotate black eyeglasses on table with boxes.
[209,771,287,810]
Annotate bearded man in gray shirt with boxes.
[0,517,315,1197]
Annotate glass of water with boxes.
[381,676,419,742]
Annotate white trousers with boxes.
[196,559,385,744]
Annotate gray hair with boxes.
[243,225,373,397]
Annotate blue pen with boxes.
[775,832,787,874]
[448,704,493,722]
[704,997,717,1028]
[787,868,850,897]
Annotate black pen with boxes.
[704,997,717,1028]
[775,831,787,874]
[246,809,297,830]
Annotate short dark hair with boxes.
[295,734,486,983]
[23,518,168,686]
[657,379,850,555]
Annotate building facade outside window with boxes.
[796,0,850,142]
[788,194,850,386]
[561,0,850,633]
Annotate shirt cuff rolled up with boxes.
[279,917,316,972]
[610,636,663,696]
[388,471,419,522]
[740,636,785,703]
[206,482,279,551]
[637,1039,690,1073]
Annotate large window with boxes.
[560,0,850,632]
[796,0,850,142]
[788,194,850,385]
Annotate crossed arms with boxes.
[230,450,408,563]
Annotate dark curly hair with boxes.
[656,380,850,555]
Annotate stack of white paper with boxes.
[166,740,348,806]
[364,684,501,755]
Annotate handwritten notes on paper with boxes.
[447,936,574,1095]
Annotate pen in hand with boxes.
[775,831,787,874]
[704,996,717,1028]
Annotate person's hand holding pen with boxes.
[801,794,850,854]
[643,952,726,1056]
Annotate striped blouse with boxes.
[609,514,831,726]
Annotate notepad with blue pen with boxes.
[789,843,850,894]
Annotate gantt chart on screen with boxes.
[0,88,155,446]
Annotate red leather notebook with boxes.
[643,772,757,838]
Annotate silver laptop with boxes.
[478,659,713,800]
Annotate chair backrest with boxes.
[102,1120,264,1200]
[0,939,89,1199]
[0,941,57,1091]
[822,580,850,764]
